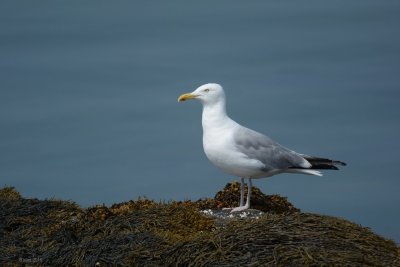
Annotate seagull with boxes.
[178,83,346,212]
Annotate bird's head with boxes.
[178,83,225,106]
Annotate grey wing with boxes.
[233,126,309,171]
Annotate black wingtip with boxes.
[304,156,347,170]
[309,164,340,170]
[333,161,347,166]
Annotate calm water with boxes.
[1,1,399,242]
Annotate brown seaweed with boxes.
[0,185,398,266]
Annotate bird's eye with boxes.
[203,89,210,92]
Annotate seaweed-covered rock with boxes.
[194,181,299,213]
[0,185,398,266]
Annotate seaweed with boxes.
[0,185,398,266]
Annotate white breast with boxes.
[202,125,265,178]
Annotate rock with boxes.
[0,185,398,266]
[194,181,299,213]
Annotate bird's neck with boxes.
[201,101,231,130]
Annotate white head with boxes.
[178,83,225,106]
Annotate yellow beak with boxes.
[178,93,197,102]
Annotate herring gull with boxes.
[178,83,346,212]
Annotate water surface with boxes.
[1,1,399,242]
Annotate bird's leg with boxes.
[245,178,252,208]
[231,178,252,212]
[223,177,246,211]
[240,177,245,207]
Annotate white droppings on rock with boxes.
[201,209,264,220]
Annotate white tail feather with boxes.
[286,169,323,176]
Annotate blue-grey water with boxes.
[1,1,399,242]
